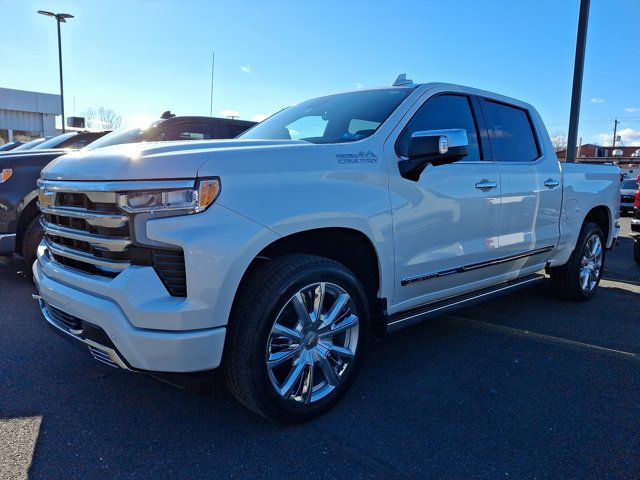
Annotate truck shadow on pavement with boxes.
[1,244,639,479]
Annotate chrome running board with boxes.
[387,274,544,333]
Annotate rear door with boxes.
[479,98,562,272]
[387,92,502,312]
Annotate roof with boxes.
[0,87,61,115]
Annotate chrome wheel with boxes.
[266,282,359,404]
[579,234,603,293]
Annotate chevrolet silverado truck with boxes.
[1,116,255,265]
[33,77,620,422]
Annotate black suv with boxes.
[0,115,256,264]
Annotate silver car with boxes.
[621,178,639,214]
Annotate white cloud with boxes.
[594,128,640,146]
[625,107,640,113]
[239,64,252,73]
[355,83,363,89]
[590,97,605,104]
[219,109,240,118]
[251,113,268,122]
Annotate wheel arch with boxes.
[583,204,612,247]
[232,227,388,337]
[15,191,39,255]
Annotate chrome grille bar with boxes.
[39,205,128,228]
[41,218,130,252]
[44,237,130,271]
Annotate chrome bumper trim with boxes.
[38,299,129,370]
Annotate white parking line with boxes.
[442,315,640,361]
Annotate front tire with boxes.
[224,254,369,423]
[21,216,43,266]
[549,222,605,301]
[633,238,640,266]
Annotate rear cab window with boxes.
[482,99,540,162]
[161,123,213,141]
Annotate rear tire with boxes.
[21,216,43,266]
[549,222,605,301]
[633,238,640,266]
[223,254,369,423]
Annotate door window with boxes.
[396,94,482,161]
[482,100,539,162]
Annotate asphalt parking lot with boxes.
[1,219,639,480]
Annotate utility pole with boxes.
[566,0,590,163]
[612,118,620,148]
[209,52,215,117]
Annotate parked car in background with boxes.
[33,79,620,422]
[11,137,51,151]
[85,114,256,150]
[0,131,111,157]
[620,178,639,214]
[0,115,256,264]
[0,141,23,151]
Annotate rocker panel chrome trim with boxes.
[401,246,554,286]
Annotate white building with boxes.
[0,87,61,143]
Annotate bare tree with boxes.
[81,107,122,130]
[550,131,568,152]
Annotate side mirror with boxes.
[399,129,469,181]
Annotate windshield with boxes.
[32,133,78,150]
[84,120,164,150]
[12,138,47,151]
[622,179,638,190]
[239,88,412,144]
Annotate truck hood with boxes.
[41,139,308,181]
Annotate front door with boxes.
[387,93,502,313]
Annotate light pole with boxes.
[37,10,74,133]
[565,0,590,163]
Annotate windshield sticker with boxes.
[336,151,378,164]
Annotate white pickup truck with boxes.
[34,76,620,422]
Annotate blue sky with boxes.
[1,0,639,145]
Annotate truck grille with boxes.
[38,183,187,297]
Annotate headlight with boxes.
[117,178,220,214]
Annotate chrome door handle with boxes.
[475,180,498,191]
[544,179,560,189]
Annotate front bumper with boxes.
[33,201,278,373]
[33,251,227,372]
